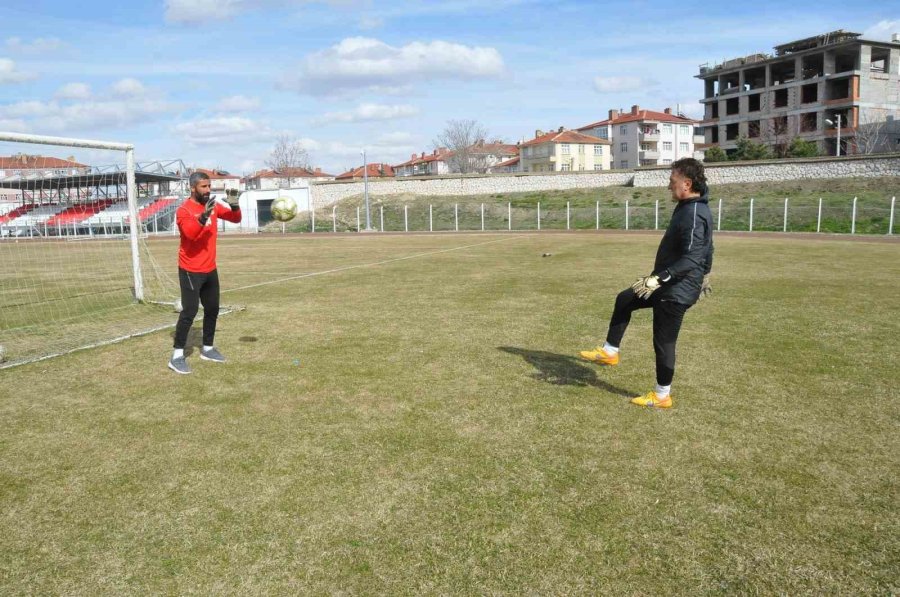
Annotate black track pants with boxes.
[173,268,220,349]
[605,287,689,386]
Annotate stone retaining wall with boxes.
[311,154,900,207]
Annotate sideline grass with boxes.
[1,233,898,594]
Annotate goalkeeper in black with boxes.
[579,158,714,408]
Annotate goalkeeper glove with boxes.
[631,274,661,300]
[697,273,712,302]
[199,197,216,225]
[225,189,241,211]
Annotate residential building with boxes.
[697,29,900,155]
[394,149,452,177]
[577,106,703,168]
[0,154,90,202]
[492,156,520,173]
[192,168,241,192]
[519,128,611,172]
[243,167,333,190]
[0,154,89,178]
[335,163,395,180]
[468,141,518,173]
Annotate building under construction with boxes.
[697,30,900,156]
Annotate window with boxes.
[641,144,650,151]
[579,163,585,171]
[594,145,603,155]
[680,125,689,135]
[578,144,585,154]
[561,144,570,155]
[679,142,689,152]
[663,142,673,151]
[594,163,603,170]
[663,124,672,133]
[620,125,628,134]
[561,163,571,171]
[620,142,628,152]
[620,160,628,168]
[598,127,609,139]
[663,159,672,165]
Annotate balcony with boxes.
[639,150,660,161]
[640,130,660,141]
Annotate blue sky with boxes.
[0,0,896,175]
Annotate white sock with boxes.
[203,345,214,353]
[172,348,184,359]
[654,384,671,398]
[603,342,619,354]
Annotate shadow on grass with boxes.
[498,346,634,397]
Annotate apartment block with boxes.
[519,127,611,172]
[697,30,900,155]
[577,106,703,168]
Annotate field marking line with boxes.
[222,235,524,295]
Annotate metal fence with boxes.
[1,196,896,239]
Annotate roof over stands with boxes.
[0,159,186,191]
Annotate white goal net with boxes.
[0,133,184,368]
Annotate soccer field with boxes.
[1,232,898,594]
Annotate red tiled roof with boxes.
[248,167,333,179]
[471,142,518,156]
[494,156,519,168]
[0,155,87,169]
[521,130,609,148]
[194,168,240,180]
[577,109,698,131]
[335,163,395,180]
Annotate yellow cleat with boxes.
[578,346,619,366]
[630,391,673,408]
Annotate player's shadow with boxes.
[498,346,633,397]
[168,329,203,356]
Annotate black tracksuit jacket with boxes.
[651,191,715,306]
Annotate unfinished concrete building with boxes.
[697,30,900,156]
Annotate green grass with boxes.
[287,176,900,235]
[1,233,899,594]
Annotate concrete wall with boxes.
[311,170,633,207]
[310,153,900,206]
[632,153,900,187]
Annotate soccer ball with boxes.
[271,196,298,222]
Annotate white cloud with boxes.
[215,95,261,112]
[593,76,656,93]
[863,20,900,41]
[0,118,28,133]
[358,15,384,30]
[0,58,33,84]
[0,98,174,133]
[165,0,245,22]
[5,37,62,54]
[173,116,275,146]
[55,82,92,100]
[111,78,147,97]
[284,37,505,96]
[316,103,419,124]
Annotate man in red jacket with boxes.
[168,172,242,374]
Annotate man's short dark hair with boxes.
[189,171,210,188]
[671,158,707,193]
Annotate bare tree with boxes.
[853,110,889,155]
[434,119,489,174]
[266,134,310,172]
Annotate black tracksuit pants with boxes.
[173,268,220,350]
[605,287,689,386]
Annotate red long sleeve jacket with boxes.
[176,198,242,273]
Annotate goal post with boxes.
[0,132,181,368]
[0,132,144,301]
